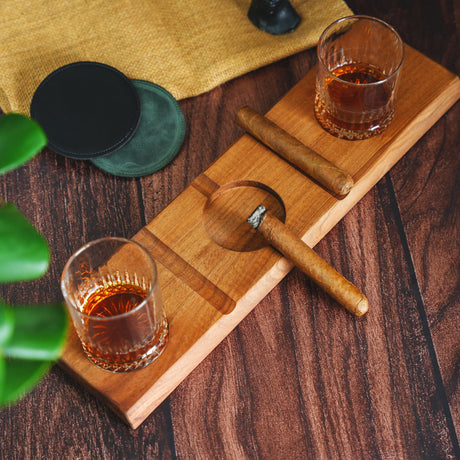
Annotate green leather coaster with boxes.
[91,80,185,177]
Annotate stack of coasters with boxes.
[30,62,185,177]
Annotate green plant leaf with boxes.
[0,354,5,403]
[1,357,52,407]
[0,301,14,347]
[0,113,47,174]
[2,302,68,360]
[0,303,68,407]
[0,202,50,283]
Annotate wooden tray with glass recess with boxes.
[59,45,460,429]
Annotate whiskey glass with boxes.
[314,15,404,140]
[61,237,168,372]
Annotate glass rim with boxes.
[61,236,158,321]
[317,15,405,87]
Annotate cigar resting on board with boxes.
[248,205,368,316]
[236,106,354,197]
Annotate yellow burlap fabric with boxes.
[0,0,352,114]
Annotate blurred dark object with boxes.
[248,0,301,35]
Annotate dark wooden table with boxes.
[1,1,458,458]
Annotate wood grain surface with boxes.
[1,0,458,458]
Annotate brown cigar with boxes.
[236,106,354,197]
[248,205,368,316]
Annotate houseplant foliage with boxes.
[0,113,68,407]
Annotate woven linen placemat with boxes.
[0,0,352,114]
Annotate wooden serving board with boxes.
[59,45,460,429]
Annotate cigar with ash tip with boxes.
[248,205,369,316]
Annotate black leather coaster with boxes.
[91,80,186,178]
[30,62,140,160]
